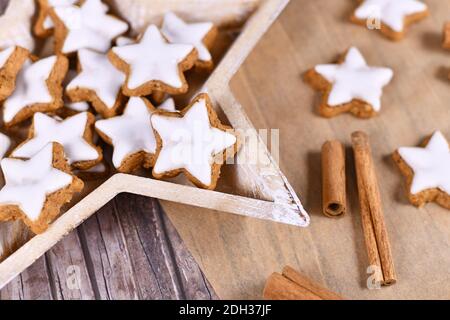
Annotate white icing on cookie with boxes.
[161,12,214,63]
[53,0,128,54]
[67,101,90,112]
[95,97,157,169]
[158,98,177,112]
[115,36,134,47]
[355,0,427,32]
[43,0,78,30]
[315,47,393,111]
[0,46,15,69]
[3,56,57,123]
[67,49,125,109]
[0,133,11,160]
[12,112,100,164]
[398,131,450,195]
[151,97,236,186]
[0,143,73,221]
[111,25,195,90]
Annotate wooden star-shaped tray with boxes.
[0,0,308,289]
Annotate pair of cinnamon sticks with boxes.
[321,131,396,286]
[263,266,343,300]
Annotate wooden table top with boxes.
[2,0,450,300]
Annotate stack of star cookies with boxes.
[0,0,237,234]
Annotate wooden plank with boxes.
[0,257,53,300]
[77,201,139,300]
[164,0,450,299]
[160,202,219,300]
[114,194,185,299]
[45,231,96,300]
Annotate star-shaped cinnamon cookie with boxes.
[393,131,450,209]
[161,12,217,70]
[3,55,68,127]
[151,93,237,190]
[0,142,84,234]
[66,49,126,118]
[351,0,429,41]
[109,25,197,97]
[50,0,128,54]
[304,47,393,118]
[95,97,158,173]
[12,112,102,170]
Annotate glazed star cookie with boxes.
[393,131,450,209]
[50,0,128,55]
[151,93,238,190]
[66,49,126,118]
[11,112,102,170]
[95,97,158,173]
[0,46,30,101]
[0,142,84,234]
[2,55,68,127]
[161,12,218,70]
[109,25,198,97]
[304,47,393,118]
[351,0,429,41]
[34,0,78,38]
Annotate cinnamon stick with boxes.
[351,131,396,286]
[443,22,450,50]
[263,266,343,300]
[322,140,346,217]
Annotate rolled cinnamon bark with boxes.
[263,266,344,300]
[351,131,396,286]
[322,140,346,217]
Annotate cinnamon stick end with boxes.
[322,140,346,217]
[325,202,345,217]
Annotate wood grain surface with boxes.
[0,194,218,300]
[162,0,450,299]
[2,0,450,300]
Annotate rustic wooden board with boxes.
[161,0,450,299]
[1,194,218,300]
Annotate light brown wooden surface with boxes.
[162,0,450,299]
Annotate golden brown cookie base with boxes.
[108,46,198,97]
[4,55,68,127]
[350,6,429,41]
[0,46,30,101]
[393,149,450,210]
[0,142,84,234]
[152,93,238,190]
[304,69,377,119]
[34,0,56,38]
